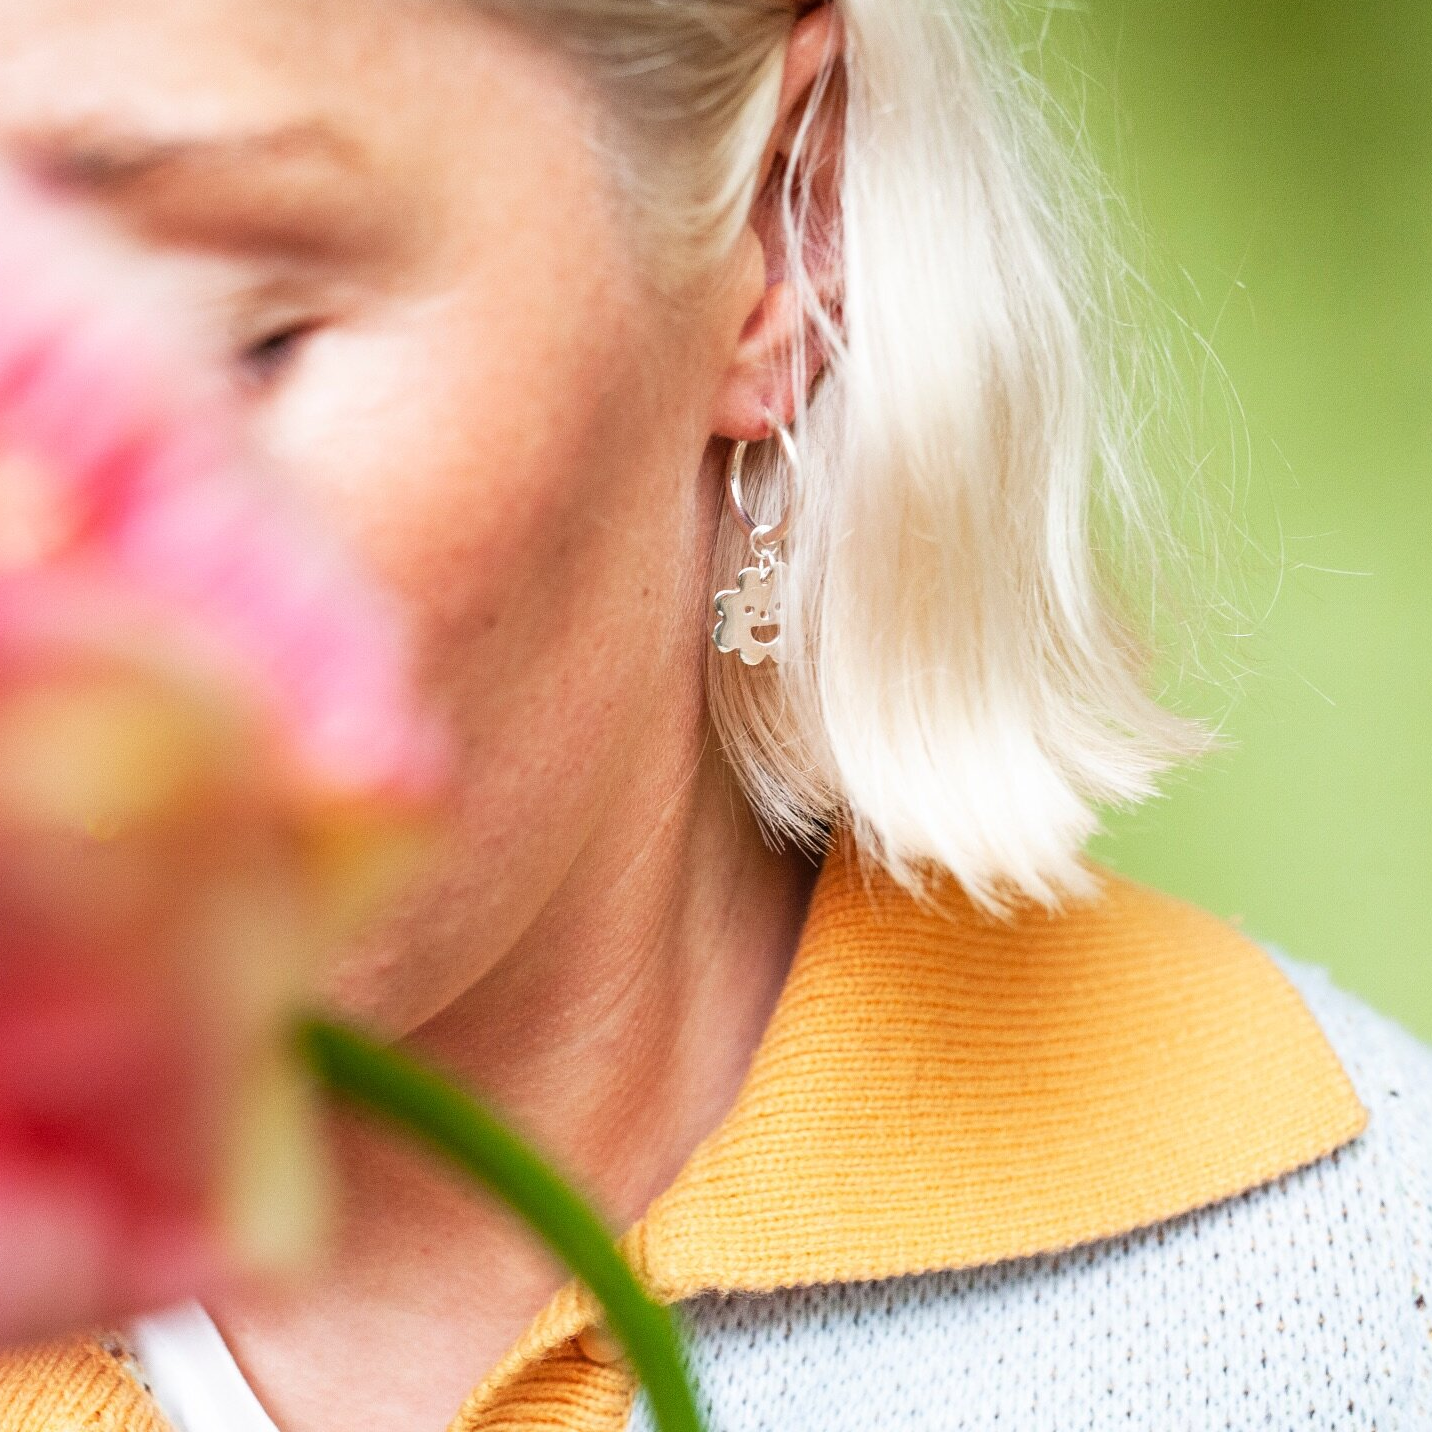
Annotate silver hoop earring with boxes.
[712,409,800,667]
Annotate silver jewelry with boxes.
[712,412,800,667]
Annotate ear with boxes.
[709,3,845,442]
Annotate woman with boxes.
[0,0,1427,1429]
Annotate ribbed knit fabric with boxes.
[627,948,1432,1432]
[0,1337,167,1432]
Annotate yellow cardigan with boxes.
[0,837,1367,1431]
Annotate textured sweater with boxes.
[1,837,1427,1430]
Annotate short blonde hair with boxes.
[482,0,1214,914]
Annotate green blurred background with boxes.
[1029,2,1430,1037]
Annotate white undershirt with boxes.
[130,1302,282,1432]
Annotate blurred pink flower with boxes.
[0,166,455,1330]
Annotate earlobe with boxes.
[711,278,824,440]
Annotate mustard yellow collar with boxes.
[457,837,1367,1426]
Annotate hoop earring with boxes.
[712,407,801,667]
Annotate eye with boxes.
[237,322,316,388]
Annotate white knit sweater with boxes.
[626,949,1432,1431]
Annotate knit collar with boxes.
[453,831,1367,1428]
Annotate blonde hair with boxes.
[480,0,1215,915]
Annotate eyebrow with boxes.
[7,117,392,262]
[14,117,371,193]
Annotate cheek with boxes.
[248,224,713,888]
[264,287,658,727]
[276,307,604,617]
[255,292,672,1026]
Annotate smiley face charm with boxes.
[713,561,784,666]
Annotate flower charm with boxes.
[713,562,784,666]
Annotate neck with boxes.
[211,738,821,1432]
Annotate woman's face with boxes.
[0,0,770,1032]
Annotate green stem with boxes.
[293,1016,705,1432]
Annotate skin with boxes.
[0,0,845,1426]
